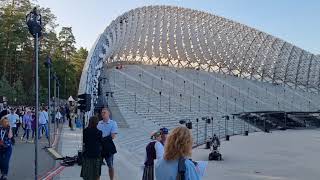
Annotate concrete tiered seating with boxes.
[105,64,320,155]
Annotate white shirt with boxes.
[55,112,62,119]
[7,113,19,128]
[155,141,164,159]
[39,111,48,124]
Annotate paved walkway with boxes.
[8,129,56,180]
[55,124,143,180]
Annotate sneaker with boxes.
[20,136,24,141]
[29,140,34,143]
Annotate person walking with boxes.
[155,126,200,180]
[0,117,14,180]
[55,109,62,124]
[7,109,19,137]
[80,116,103,180]
[31,112,36,142]
[65,104,71,129]
[38,107,49,139]
[142,130,162,180]
[21,110,32,143]
[97,108,118,180]
[15,108,22,136]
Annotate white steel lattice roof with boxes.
[79,5,320,97]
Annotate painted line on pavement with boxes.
[39,164,66,180]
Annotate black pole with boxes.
[216,97,219,113]
[211,117,213,138]
[218,118,221,138]
[232,115,235,135]
[198,96,200,112]
[134,93,136,113]
[34,32,39,180]
[189,96,191,112]
[224,117,227,138]
[26,10,42,179]
[243,114,246,134]
[196,118,199,145]
[179,94,182,112]
[159,91,162,111]
[204,118,207,142]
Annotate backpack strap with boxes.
[177,157,186,180]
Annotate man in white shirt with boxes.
[7,109,19,137]
[97,108,118,180]
[38,107,49,139]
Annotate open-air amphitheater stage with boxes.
[106,64,320,180]
[78,5,320,180]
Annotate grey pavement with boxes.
[8,128,56,180]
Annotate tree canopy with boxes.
[0,0,87,105]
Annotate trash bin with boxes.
[226,135,230,141]
[206,140,211,149]
[245,131,249,136]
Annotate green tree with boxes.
[58,27,76,98]
[0,76,14,103]
[12,79,26,104]
[0,1,86,105]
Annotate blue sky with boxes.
[37,0,320,54]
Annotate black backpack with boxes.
[177,158,186,180]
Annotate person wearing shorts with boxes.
[97,108,118,180]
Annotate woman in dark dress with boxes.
[81,116,103,180]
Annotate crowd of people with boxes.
[0,103,75,180]
[1,104,204,180]
[81,107,202,180]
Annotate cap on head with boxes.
[160,127,169,135]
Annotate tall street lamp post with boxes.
[26,7,42,180]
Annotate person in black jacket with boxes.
[0,117,14,180]
[80,116,103,180]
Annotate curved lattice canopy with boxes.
[79,5,320,102]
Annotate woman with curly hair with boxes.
[155,126,200,180]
